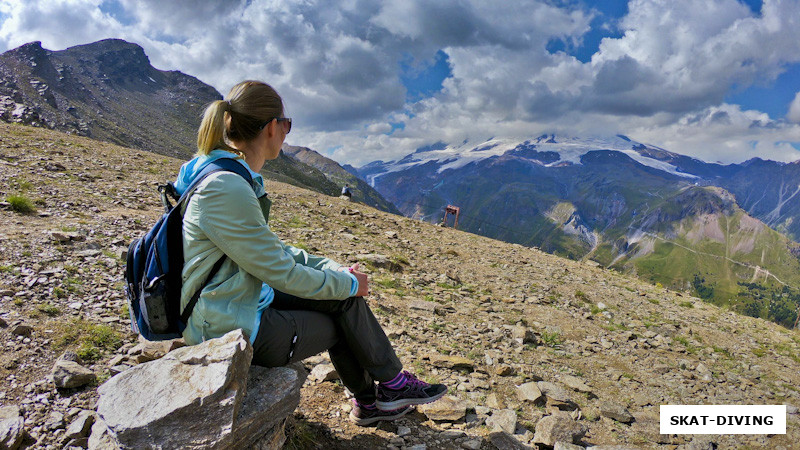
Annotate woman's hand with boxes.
[341,263,369,297]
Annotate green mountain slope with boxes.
[591,186,800,325]
[282,144,400,214]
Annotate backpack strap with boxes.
[177,158,254,208]
[180,256,226,324]
[175,157,256,324]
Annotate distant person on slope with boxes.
[175,80,446,425]
[341,183,353,199]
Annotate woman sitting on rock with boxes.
[174,80,446,425]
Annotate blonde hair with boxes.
[196,80,284,156]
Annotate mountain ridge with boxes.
[0,39,400,214]
[358,135,800,318]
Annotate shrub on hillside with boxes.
[6,194,36,214]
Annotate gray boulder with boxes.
[486,409,517,434]
[227,364,306,449]
[63,410,96,443]
[533,413,588,447]
[517,382,543,403]
[0,405,25,450]
[418,395,467,421]
[52,359,96,389]
[93,329,306,449]
[488,431,533,449]
[599,401,634,424]
[96,330,253,448]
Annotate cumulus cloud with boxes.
[0,0,799,166]
[788,92,800,124]
[631,104,800,163]
[0,0,125,51]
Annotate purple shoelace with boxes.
[402,371,427,388]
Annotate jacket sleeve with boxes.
[191,172,352,300]
[281,242,343,271]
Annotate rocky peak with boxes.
[4,41,49,62]
[62,39,153,82]
[0,39,219,158]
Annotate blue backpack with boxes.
[125,158,253,340]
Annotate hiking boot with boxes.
[349,402,412,426]
[376,371,447,410]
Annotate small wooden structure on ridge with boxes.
[442,205,460,229]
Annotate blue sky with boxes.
[0,0,798,166]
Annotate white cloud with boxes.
[0,0,124,51]
[788,92,800,124]
[630,104,800,163]
[0,0,799,167]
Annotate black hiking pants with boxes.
[251,291,403,404]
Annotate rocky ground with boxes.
[1,123,800,449]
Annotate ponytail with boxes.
[196,81,283,156]
[196,100,235,156]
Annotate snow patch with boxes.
[367,135,700,181]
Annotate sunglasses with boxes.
[259,117,292,134]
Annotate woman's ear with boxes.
[264,118,276,138]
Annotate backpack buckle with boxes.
[158,183,180,212]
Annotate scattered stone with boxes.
[511,325,538,345]
[496,365,515,376]
[44,410,65,431]
[486,393,505,409]
[408,300,439,312]
[599,401,634,424]
[0,405,25,450]
[51,359,96,389]
[695,363,713,382]
[62,410,95,443]
[51,231,81,243]
[354,253,393,269]
[309,364,339,383]
[107,355,126,367]
[419,395,467,421]
[87,418,119,449]
[486,409,517,434]
[684,436,717,450]
[533,413,588,447]
[60,350,80,362]
[10,324,32,337]
[340,208,361,216]
[517,382,543,403]
[128,338,185,363]
[441,430,466,439]
[0,317,7,328]
[554,441,584,450]
[462,438,483,450]
[561,375,593,394]
[397,425,411,437]
[63,437,90,449]
[488,431,532,449]
[537,382,576,410]
[429,354,474,372]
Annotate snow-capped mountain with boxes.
[355,134,800,306]
[362,134,707,188]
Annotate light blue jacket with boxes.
[177,151,356,345]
